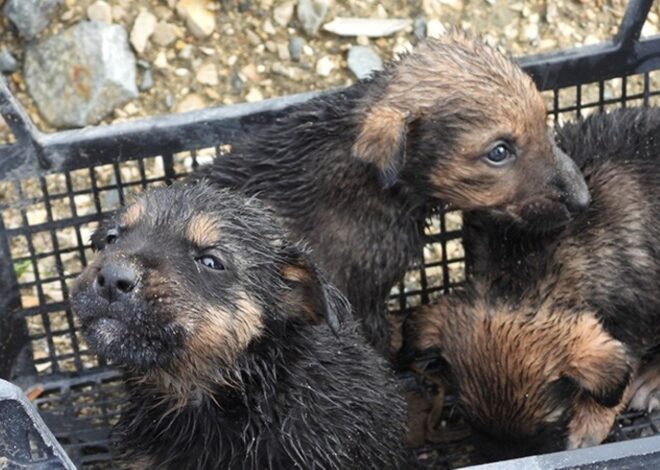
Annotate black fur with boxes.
[464,107,660,354]
[72,183,406,470]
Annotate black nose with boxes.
[563,188,591,215]
[95,262,138,302]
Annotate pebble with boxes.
[277,43,291,61]
[426,19,446,38]
[240,63,260,82]
[154,50,169,68]
[152,21,178,47]
[315,56,334,77]
[175,93,206,113]
[245,87,263,102]
[347,46,383,80]
[413,16,427,41]
[297,0,329,36]
[323,18,410,37]
[263,19,276,36]
[131,10,157,54]
[3,0,63,40]
[139,68,154,91]
[288,36,304,61]
[272,62,301,81]
[230,69,244,94]
[196,63,219,86]
[522,22,539,42]
[273,1,295,27]
[86,0,112,23]
[356,35,369,46]
[246,29,262,46]
[24,21,137,128]
[176,0,216,39]
[0,48,18,74]
[422,0,462,16]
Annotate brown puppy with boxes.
[403,108,660,459]
[199,30,589,353]
[404,291,633,459]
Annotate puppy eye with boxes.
[196,255,225,271]
[485,142,515,166]
[105,228,120,245]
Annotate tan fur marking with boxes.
[186,213,220,247]
[568,391,630,449]
[353,106,408,168]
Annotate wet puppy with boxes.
[404,291,633,460]
[464,108,660,357]
[72,182,406,470]
[404,108,660,459]
[198,30,589,353]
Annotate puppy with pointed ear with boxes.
[72,182,406,470]
[401,290,633,461]
[199,30,589,354]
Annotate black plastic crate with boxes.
[1,1,660,468]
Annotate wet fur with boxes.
[404,108,660,459]
[195,31,587,353]
[72,183,406,470]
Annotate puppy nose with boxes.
[564,187,591,215]
[95,262,138,302]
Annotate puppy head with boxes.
[352,30,589,230]
[72,182,344,376]
[405,297,631,460]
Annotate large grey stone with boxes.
[347,46,383,80]
[24,21,138,128]
[3,0,63,40]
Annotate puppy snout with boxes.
[95,262,139,302]
[553,149,591,215]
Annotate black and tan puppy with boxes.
[404,108,660,459]
[71,182,406,470]
[198,31,590,353]
[405,291,633,460]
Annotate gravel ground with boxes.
[1,0,659,143]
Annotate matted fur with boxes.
[196,30,589,353]
[404,108,660,459]
[72,183,406,470]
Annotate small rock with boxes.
[413,16,427,41]
[265,41,277,53]
[24,21,138,128]
[240,63,260,82]
[273,2,295,27]
[426,19,446,38]
[522,22,539,42]
[297,0,328,36]
[230,69,243,94]
[112,5,126,21]
[152,21,177,47]
[356,35,369,46]
[87,0,112,23]
[315,56,334,77]
[139,68,153,91]
[0,48,18,74]
[347,46,383,80]
[246,29,262,46]
[178,44,194,59]
[131,10,157,54]
[323,18,410,37]
[154,50,169,68]
[288,36,304,61]
[196,62,219,86]
[174,68,190,77]
[423,0,462,15]
[3,0,63,40]
[175,93,206,113]
[263,19,276,36]
[245,87,263,102]
[277,43,290,61]
[177,0,216,39]
[272,62,301,81]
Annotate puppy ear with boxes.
[563,316,632,408]
[352,106,412,188]
[279,245,344,335]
